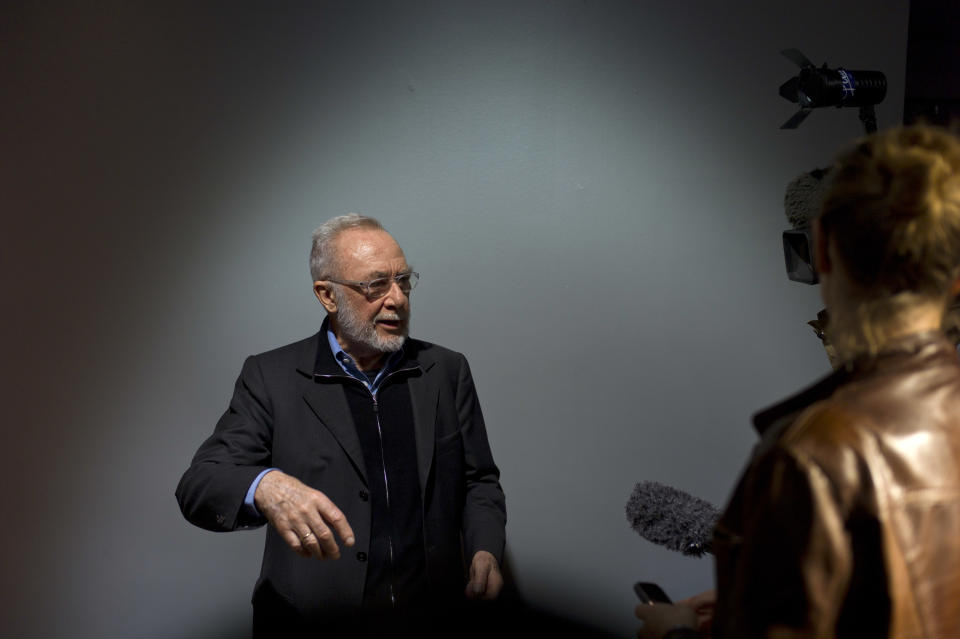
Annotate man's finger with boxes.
[298,528,328,560]
[302,501,343,558]
[304,519,339,558]
[470,575,487,597]
[465,557,490,598]
[481,568,503,600]
[315,497,356,547]
[280,528,311,558]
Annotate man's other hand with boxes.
[254,470,355,559]
[465,550,503,600]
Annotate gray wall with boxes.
[2,2,908,637]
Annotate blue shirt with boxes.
[325,328,405,395]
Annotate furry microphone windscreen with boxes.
[784,167,831,230]
[625,481,721,557]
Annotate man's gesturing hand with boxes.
[254,470,355,559]
[465,550,503,600]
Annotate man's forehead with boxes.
[336,228,407,275]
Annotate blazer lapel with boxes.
[301,380,368,486]
[407,361,438,495]
[296,328,368,486]
[303,379,367,485]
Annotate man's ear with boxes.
[812,218,832,276]
[314,281,338,313]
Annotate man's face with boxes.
[324,228,411,355]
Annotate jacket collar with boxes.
[842,330,954,376]
[752,331,956,439]
[752,368,848,439]
[297,316,426,379]
[293,316,438,494]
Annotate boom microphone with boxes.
[783,167,830,284]
[625,481,721,557]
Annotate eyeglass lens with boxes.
[368,273,418,297]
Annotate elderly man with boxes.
[176,214,506,634]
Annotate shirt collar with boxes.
[325,327,405,391]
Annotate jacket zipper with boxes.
[369,365,421,607]
[315,366,418,608]
[370,395,396,607]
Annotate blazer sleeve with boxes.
[455,354,507,563]
[175,355,275,532]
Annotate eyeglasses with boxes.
[327,271,419,300]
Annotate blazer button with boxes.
[359,490,369,501]
[356,552,368,562]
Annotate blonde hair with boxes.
[819,125,960,356]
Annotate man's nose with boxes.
[381,279,408,307]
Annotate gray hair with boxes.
[309,214,384,281]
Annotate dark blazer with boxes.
[176,327,506,619]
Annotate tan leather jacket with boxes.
[713,333,960,639]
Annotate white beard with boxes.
[333,288,408,354]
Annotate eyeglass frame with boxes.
[324,271,419,300]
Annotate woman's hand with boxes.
[677,589,716,636]
[634,601,698,639]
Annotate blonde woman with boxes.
[638,125,960,639]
